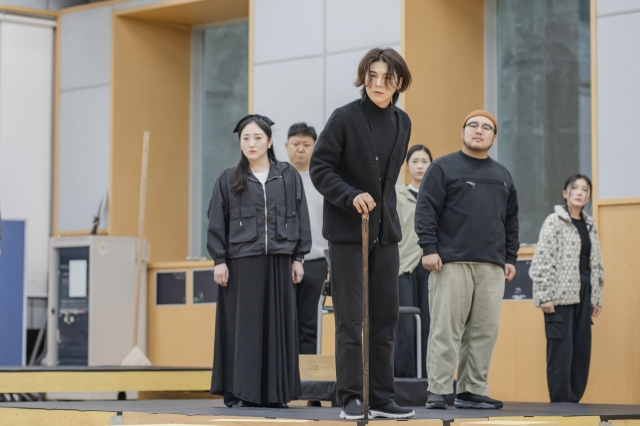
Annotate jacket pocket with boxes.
[276,205,299,241]
[229,206,258,243]
[544,313,565,340]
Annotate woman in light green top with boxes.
[394,144,432,378]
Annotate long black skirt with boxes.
[210,254,300,406]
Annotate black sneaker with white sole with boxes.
[425,393,447,409]
[339,397,369,420]
[454,392,503,409]
[370,402,415,419]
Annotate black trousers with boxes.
[328,241,399,407]
[295,258,328,354]
[394,260,430,377]
[545,270,592,402]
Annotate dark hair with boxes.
[563,174,592,213]
[406,144,433,163]
[287,122,317,142]
[355,47,412,105]
[231,116,277,195]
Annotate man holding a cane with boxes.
[310,47,414,420]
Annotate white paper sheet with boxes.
[69,260,88,298]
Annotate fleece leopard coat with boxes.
[529,205,605,308]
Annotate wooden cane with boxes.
[362,213,370,423]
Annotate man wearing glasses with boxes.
[415,110,519,410]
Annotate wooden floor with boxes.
[2,399,640,425]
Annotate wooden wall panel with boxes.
[487,301,517,401]
[111,17,191,262]
[403,0,484,162]
[582,203,640,404]
[147,262,215,367]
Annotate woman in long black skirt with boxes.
[207,114,312,407]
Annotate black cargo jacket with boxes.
[207,159,312,264]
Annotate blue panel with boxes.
[0,220,25,366]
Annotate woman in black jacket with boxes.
[207,114,312,408]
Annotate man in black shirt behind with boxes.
[415,110,519,410]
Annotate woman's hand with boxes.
[353,193,376,214]
[213,263,229,287]
[541,301,555,314]
[292,261,304,284]
[592,306,602,318]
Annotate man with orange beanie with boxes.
[415,110,519,410]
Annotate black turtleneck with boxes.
[364,95,397,189]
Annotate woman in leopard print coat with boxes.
[529,174,604,403]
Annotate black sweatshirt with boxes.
[415,150,520,267]
[310,98,411,244]
[364,96,397,188]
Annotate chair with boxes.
[316,252,423,378]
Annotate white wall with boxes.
[253,0,401,161]
[57,6,112,232]
[0,15,55,297]
[596,1,640,199]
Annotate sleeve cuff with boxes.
[214,258,226,265]
[346,191,363,210]
[422,244,438,256]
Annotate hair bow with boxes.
[232,114,276,133]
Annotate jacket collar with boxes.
[554,205,594,226]
[397,184,417,203]
[249,158,288,180]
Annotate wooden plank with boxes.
[488,417,599,426]
[299,355,335,381]
[0,3,57,16]
[0,407,112,426]
[0,370,210,393]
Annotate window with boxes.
[496,0,591,244]
[190,21,249,257]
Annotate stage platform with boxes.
[1,399,640,425]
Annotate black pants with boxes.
[295,258,328,354]
[394,260,430,377]
[545,270,592,402]
[328,241,399,407]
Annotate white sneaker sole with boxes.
[339,410,371,420]
[370,409,415,419]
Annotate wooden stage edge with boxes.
[2,400,640,426]
[0,356,335,394]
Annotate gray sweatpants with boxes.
[426,262,505,396]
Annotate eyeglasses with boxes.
[465,122,495,133]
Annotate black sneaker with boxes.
[340,397,369,420]
[425,393,447,409]
[454,392,503,409]
[370,401,415,419]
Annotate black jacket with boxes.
[309,99,411,244]
[415,150,520,267]
[207,159,312,264]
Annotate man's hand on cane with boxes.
[353,193,376,214]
